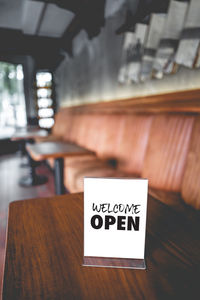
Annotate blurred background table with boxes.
[11,128,48,141]
[27,142,94,194]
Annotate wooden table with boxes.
[26,142,94,195]
[2,193,200,300]
[11,128,48,141]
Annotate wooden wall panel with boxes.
[60,89,200,115]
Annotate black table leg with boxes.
[54,158,65,195]
[19,154,48,187]
[19,140,29,168]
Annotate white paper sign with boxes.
[84,178,148,260]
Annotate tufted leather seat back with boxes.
[77,114,97,148]
[142,114,195,192]
[181,116,200,209]
[52,109,71,139]
[116,114,153,175]
[94,114,125,159]
[81,114,105,151]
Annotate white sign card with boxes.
[83,178,148,269]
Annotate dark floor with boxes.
[0,153,56,297]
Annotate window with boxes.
[0,62,26,138]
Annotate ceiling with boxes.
[0,0,74,37]
[0,0,115,69]
[0,0,194,72]
[0,0,130,39]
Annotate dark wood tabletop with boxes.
[2,193,200,300]
[26,141,94,161]
[11,129,48,141]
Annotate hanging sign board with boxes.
[83,178,148,269]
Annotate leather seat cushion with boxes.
[64,158,113,193]
[64,154,98,168]
[64,158,139,193]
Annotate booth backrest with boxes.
[83,114,106,150]
[63,113,127,159]
[75,114,94,147]
[94,114,125,159]
[51,109,200,208]
[115,114,154,175]
[181,116,200,209]
[142,114,195,192]
[52,109,71,139]
[65,114,80,143]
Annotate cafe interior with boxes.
[1,0,200,299]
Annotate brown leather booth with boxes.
[43,89,200,211]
